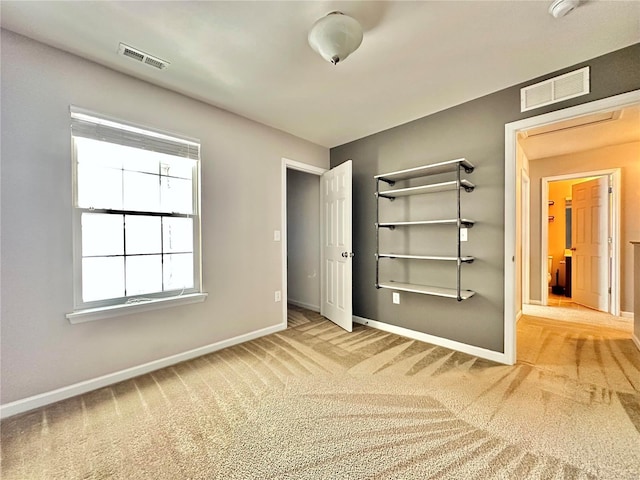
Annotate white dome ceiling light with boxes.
[308,11,363,65]
[549,0,580,18]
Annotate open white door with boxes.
[320,160,353,332]
[571,176,608,312]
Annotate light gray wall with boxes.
[0,30,328,404]
[286,169,320,310]
[331,43,640,352]
[528,142,640,312]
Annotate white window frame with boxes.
[66,107,206,323]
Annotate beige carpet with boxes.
[1,306,639,479]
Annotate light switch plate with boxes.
[392,292,400,304]
[460,228,468,242]
[274,230,281,241]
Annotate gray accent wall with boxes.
[0,30,328,405]
[331,43,640,353]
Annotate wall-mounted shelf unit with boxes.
[375,158,476,301]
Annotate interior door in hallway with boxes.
[320,160,353,332]
[571,176,609,312]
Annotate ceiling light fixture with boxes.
[308,11,363,65]
[548,0,580,18]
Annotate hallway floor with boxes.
[524,295,633,332]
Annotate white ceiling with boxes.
[519,105,640,160]
[2,1,639,148]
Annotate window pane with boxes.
[76,138,123,170]
[122,147,159,175]
[123,171,161,212]
[161,177,193,214]
[73,114,200,308]
[160,157,194,180]
[126,255,162,296]
[164,253,194,291]
[125,215,161,255]
[163,217,193,253]
[83,256,125,302]
[77,164,123,209]
[82,213,124,256]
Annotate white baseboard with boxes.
[620,311,634,319]
[287,299,320,313]
[528,300,543,306]
[633,333,640,352]
[0,322,287,420]
[516,310,523,323]
[353,315,510,365]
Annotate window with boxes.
[68,108,204,321]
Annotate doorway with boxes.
[503,89,640,365]
[281,158,326,327]
[281,158,354,332]
[540,170,620,314]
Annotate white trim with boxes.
[287,299,321,313]
[541,178,550,306]
[281,158,327,330]
[66,293,208,323]
[516,310,523,323]
[521,170,531,305]
[0,322,286,419]
[528,300,543,306]
[353,316,510,365]
[632,334,640,352]
[504,89,640,366]
[620,311,634,319]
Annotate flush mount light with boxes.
[308,11,363,65]
[548,0,580,18]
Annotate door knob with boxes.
[349,252,355,258]
[342,252,348,257]
[570,247,577,251]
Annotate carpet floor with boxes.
[1,306,639,479]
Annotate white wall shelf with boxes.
[377,253,475,263]
[375,158,475,183]
[376,179,475,199]
[377,281,476,300]
[375,158,476,301]
[377,219,475,229]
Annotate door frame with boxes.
[540,170,621,312]
[521,170,531,307]
[281,158,327,327]
[504,89,640,365]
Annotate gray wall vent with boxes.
[118,43,169,70]
[520,66,589,112]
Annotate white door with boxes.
[320,160,353,332]
[571,177,608,311]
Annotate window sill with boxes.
[66,293,208,324]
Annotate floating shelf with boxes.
[377,253,475,263]
[375,158,475,184]
[377,281,476,300]
[377,179,475,199]
[377,219,475,229]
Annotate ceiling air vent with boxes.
[520,66,589,112]
[118,43,169,70]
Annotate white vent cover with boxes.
[520,66,589,112]
[118,43,169,70]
